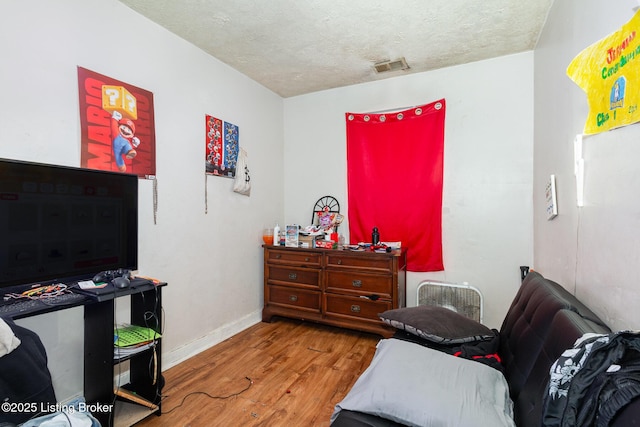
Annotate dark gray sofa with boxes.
[332,271,640,426]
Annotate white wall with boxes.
[534,0,640,331]
[0,0,283,401]
[283,53,535,329]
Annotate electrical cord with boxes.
[161,376,254,415]
[139,285,163,394]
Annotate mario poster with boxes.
[77,67,156,177]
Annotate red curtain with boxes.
[346,99,445,272]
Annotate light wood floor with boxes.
[134,318,381,427]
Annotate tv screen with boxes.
[0,158,138,290]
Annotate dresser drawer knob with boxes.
[289,295,298,302]
[352,280,362,288]
[351,304,361,313]
[305,257,310,262]
[275,254,282,259]
[288,273,298,280]
[337,259,342,265]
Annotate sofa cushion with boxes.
[499,272,591,400]
[498,271,613,427]
[379,305,494,344]
[513,309,609,427]
[331,338,515,426]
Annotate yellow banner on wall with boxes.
[567,11,640,134]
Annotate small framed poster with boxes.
[205,115,239,178]
[285,225,299,247]
[546,175,558,220]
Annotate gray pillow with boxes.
[331,338,515,426]
[379,305,494,344]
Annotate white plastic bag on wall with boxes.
[233,148,250,196]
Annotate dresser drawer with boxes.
[267,249,321,267]
[325,270,392,298]
[324,294,392,322]
[267,265,320,288]
[267,285,321,312]
[325,253,392,272]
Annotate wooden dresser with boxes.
[262,245,406,336]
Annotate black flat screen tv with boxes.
[0,158,138,291]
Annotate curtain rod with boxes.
[364,105,418,114]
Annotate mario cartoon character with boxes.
[110,110,140,172]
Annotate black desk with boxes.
[84,281,165,427]
[5,280,165,427]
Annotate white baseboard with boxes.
[161,310,263,370]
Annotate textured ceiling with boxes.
[118,0,554,98]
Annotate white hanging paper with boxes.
[233,149,251,196]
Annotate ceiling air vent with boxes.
[373,57,410,73]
